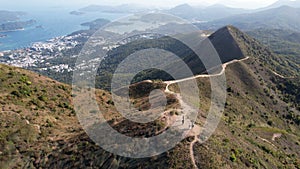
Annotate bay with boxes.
[0,7,128,51]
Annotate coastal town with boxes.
[0,30,163,75]
[0,31,90,73]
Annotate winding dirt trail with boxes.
[163,57,250,169]
[190,136,200,169]
[165,57,249,87]
[269,69,295,79]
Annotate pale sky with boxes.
[0,0,279,10]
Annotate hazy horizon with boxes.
[0,0,284,11]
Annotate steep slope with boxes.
[247,28,300,68]
[0,64,80,168]
[225,27,300,110]
[208,26,245,62]
[0,64,191,168]
[168,52,300,169]
[222,26,296,77]
[95,26,247,90]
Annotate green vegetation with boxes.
[0,25,299,168]
[247,28,300,110]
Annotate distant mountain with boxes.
[203,4,250,19]
[196,6,300,32]
[79,5,114,12]
[167,4,202,20]
[168,4,250,21]
[264,0,300,9]
[79,4,150,13]
[0,10,26,24]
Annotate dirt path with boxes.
[269,69,295,79]
[165,57,249,86]
[163,57,250,168]
[190,136,200,169]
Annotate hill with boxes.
[0,10,26,24]
[196,6,300,32]
[168,4,249,21]
[79,4,149,13]
[0,24,294,92]
[247,28,300,73]
[95,25,298,90]
[80,18,110,30]
[0,19,36,32]
[1,34,300,167]
[0,64,183,168]
[262,0,300,10]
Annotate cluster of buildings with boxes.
[0,32,88,72]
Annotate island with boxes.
[0,34,7,38]
[0,19,36,32]
[70,11,85,16]
[0,10,36,33]
[80,18,110,30]
[0,10,26,23]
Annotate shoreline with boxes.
[0,34,7,38]
[0,28,25,33]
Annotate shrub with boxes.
[267,120,273,126]
[90,110,98,114]
[11,90,21,97]
[38,95,48,102]
[230,153,237,162]
[106,100,114,105]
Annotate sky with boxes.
[0,0,280,10]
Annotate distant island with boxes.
[0,10,26,23]
[0,10,36,33]
[79,4,148,13]
[35,25,43,29]
[0,34,7,38]
[0,19,36,32]
[81,18,110,30]
[70,11,85,15]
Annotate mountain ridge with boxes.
[196,6,300,32]
[1,34,299,167]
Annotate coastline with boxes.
[0,28,25,33]
[0,34,7,38]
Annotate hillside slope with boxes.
[197,57,300,168]
[0,64,191,169]
[1,47,299,168]
[0,26,299,168]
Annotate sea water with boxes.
[0,6,128,51]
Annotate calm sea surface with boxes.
[0,7,128,51]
